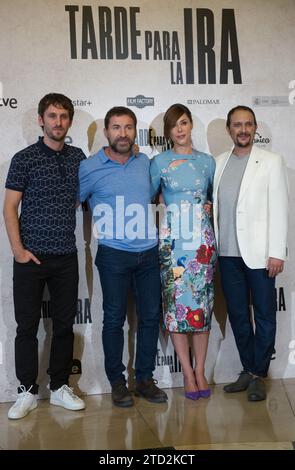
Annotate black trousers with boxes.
[13,252,78,393]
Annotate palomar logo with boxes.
[187,98,220,105]
[127,94,154,108]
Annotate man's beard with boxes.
[237,141,250,147]
[46,128,67,142]
[110,138,134,154]
[236,134,252,147]
[50,133,66,142]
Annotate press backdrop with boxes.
[0,0,295,402]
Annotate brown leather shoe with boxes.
[135,379,167,403]
[111,380,134,407]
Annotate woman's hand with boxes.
[132,144,140,155]
[159,193,165,204]
[204,201,212,216]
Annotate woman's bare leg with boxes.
[192,331,210,390]
[170,332,198,393]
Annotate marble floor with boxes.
[0,379,294,450]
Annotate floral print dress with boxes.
[150,149,217,332]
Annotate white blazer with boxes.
[213,145,289,269]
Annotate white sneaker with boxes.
[8,386,37,420]
[50,385,85,411]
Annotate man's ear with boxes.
[38,115,43,127]
[103,128,107,139]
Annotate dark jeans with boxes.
[95,244,161,385]
[219,256,276,377]
[13,252,78,393]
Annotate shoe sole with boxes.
[112,399,134,408]
[134,391,167,403]
[248,395,266,402]
[185,391,200,400]
[50,399,85,411]
[8,401,37,420]
[142,397,167,403]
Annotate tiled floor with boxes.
[0,379,294,450]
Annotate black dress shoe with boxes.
[247,377,266,401]
[223,371,252,393]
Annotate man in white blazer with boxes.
[213,105,288,401]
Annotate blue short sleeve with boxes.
[5,153,29,191]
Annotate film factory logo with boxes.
[127,95,154,109]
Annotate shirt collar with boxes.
[37,136,69,157]
[101,146,137,164]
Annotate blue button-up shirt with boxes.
[79,148,157,252]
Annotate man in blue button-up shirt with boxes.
[79,107,167,407]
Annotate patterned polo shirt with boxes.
[5,137,86,255]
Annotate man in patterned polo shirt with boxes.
[3,93,86,419]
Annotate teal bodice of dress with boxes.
[150,148,215,208]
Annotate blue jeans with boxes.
[95,244,161,385]
[219,256,276,377]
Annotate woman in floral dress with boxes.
[150,104,217,399]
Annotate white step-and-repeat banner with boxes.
[0,0,295,402]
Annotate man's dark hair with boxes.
[38,93,74,121]
[104,106,137,129]
[226,105,257,128]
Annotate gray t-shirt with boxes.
[218,153,249,256]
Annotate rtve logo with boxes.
[0,82,18,109]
